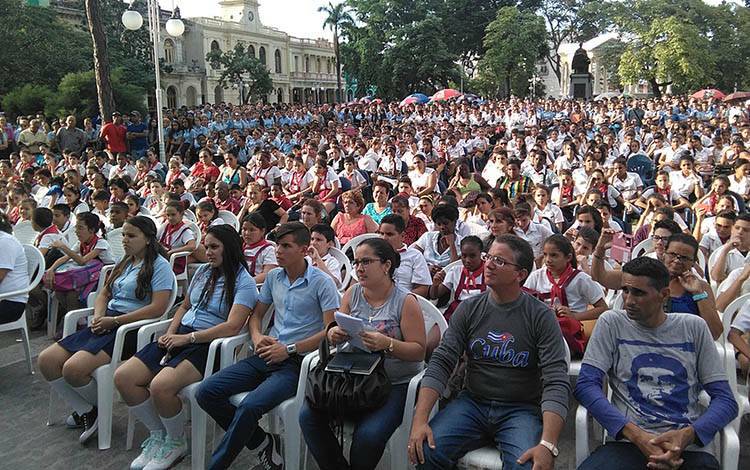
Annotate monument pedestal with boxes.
[569,73,592,100]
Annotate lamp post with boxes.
[122,0,185,164]
[528,74,542,100]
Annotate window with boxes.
[210,40,220,52]
[305,57,309,73]
[248,45,255,58]
[327,60,332,74]
[166,86,177,108]
[294,56,299,72]
[259,46,266,66]
[274,49,282,73]
[317,58,321,73]
[164,39,175,64]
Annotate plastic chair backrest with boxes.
[341,233,381,259]
[632,238,653,258]
[218,210,240,231]
[185,220,202,245]
[106,228,126,262]
[183,209,197,222]
[23,244,45,292]
[327,247,353,290]
[721,293,750,343]
[626,154,655,187]
[13,220,39,245]
[416,295,449,337]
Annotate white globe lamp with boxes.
[121,9,143,31]
[165,17,185,37]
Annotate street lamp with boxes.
[122,0,185,164]
[528,74,542,100]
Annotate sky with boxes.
[159,0,335,40]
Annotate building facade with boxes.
[163,0,339,106]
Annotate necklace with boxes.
[362,283,393,323]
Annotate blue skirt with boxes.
[134,325,213,374]
[57,311,137,359]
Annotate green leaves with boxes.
[205,43,273,104]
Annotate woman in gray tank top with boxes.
[299,238,426,470]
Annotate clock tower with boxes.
[218,0,261,28]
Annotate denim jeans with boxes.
[578,441,720,470]
[195,354,302,470]
[417,391,543,470]
[299,383,408,470]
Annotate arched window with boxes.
[164,39,175,64]
[274,49,282,73]
[166,86,178,108]
[248,44,255,58]
[210,40,220,52]
[277,88,284,103]
[259,46,266,66]
[214,85,223,104]
[186,86,197,107]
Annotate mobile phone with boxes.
[611,232,634,264]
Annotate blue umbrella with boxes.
[407,93,429,104]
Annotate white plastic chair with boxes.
[341,233,381,258]
[106,228,126,262]
[720,293,750,431]
[183,209,197,222]
[632,238,652,258]
[327,247,353,292]
[12,220,38,245]
[167,220,201,297]
[46,264,116,338]
[0,245,44,374]
[218,210,240,231]
[575,378,739,469]
[47,272,179,450]
[125,320,249,466]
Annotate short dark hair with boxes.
[275,221,310,246]
[460,235,483,252]
[653,218,682,235]
[716,210,737,222]
[311,223,336,242]
[242,212,268,232]
[33,207,53,228]
[737,213,750,224]
[380,214,405,233]
[622,257,670,291]
[666,233,699,258]
[52,203,71,217]
[359,238,400,279]
[493,234,534,282]
[431,204,459,223]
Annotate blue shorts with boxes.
[134,325,214,375]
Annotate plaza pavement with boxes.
[0,330,747,469]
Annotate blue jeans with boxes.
[578,441,719,470]
[299,383,408,470]
[195,354,302,470]
[417,391,542,470]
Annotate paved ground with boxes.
[1,328,748,469]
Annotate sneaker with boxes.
[66,412,84,429]
[78,407,98,444]
[143,436,187,470]
[130,431,164,470]
[251,434,283,470]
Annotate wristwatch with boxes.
[190,332,196,344]
[692,291,709,302]
[539,439,559,457]
[286,343,298,356]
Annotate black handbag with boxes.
[305,334,391,416]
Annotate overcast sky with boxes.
[160,0,335,40]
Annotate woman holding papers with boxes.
[299,238,426,470]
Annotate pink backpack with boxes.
[53,259,104,304]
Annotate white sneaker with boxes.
[143,436,187,470]
[130,431,164,470]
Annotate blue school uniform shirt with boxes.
[107,255,173,315]
[259,261,340,347]
[181,264,258,330]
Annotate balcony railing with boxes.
[289,71,338,81]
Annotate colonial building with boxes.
[164,0,339,106]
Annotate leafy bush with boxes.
[2,84,54,120]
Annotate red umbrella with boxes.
[691,89,725,100]
[724,91,750,103]
[430,89,463,101]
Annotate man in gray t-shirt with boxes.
[575,257,738,470]
[409,235,570,470]
[55,115,86,155]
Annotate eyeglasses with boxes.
[664,252,694,263]
[482,253,519,268]
[352,258,381,268]
[652,235,671,243]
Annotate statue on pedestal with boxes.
[569,43,592,99]
[571,43,591,75]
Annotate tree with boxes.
[1,84,54,120]
[206,43,273,104]
[84,0,116,120]
[0,0,91,96]
[477,6,548,97]
[319,2,355,102]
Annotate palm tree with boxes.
[319,2,354,103]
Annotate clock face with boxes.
[248,11,254,21]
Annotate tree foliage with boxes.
[475,6,548,98]
[2,84,54,120]
[206,43,273,104]
[0,0,92,96]
[319,2,355,102]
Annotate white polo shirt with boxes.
[513,221,553,257]
[717,266,750,298]
[394,246,431,291]
[442,262,486,302]
[523,267,604,312]
[710,245,748,279]
[414,231,463,268]
[611,172,643,200]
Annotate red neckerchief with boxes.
[135,170,148,182]
[254,166,270,184]
[35,224,59,246]
[561,184,574,201]
[397,244,408,253]
[597,182,609,195]
[706,193,718,213]
[656,185,672,199]
[160,221,185,249]
[546,264,579,307]
[290,171,305,192]
[79,235,99,256]
[244,239,272,274]
[457,263,486,295]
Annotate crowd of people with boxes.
[0,93,749,470]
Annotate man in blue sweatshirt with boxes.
[575,257,738,469]
[408,234,571,470]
